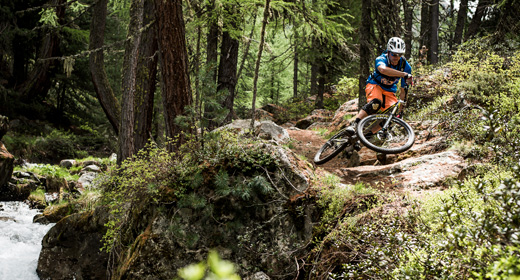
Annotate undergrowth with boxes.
[100,130,280,254]
[312,39,520,280]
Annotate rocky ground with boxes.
[286,118,467,198]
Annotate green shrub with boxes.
[100,131,280,253]
[177,250,240,280]
[17,163,79,181]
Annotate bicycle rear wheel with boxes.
[314,129,352,165]
[357,114,415,154]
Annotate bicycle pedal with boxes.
[354,142,361,151]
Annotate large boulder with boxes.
[0,115,8,141]
[37,142,318,280]
[328,99,359,132]
[110,143,314,279]
[0,142,14,191]
[295,109,333,129]
[338,150,466,191]
[218,119,290,144]
[37,207,110,280]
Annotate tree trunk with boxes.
[494,0,520,43]
[89,0,121,135]
[402,0,413,59]
[373,0,402,45]
[195,25,202,133]
[419,0,431,60]
[154,0,193,152]
[310,60,318,98]
[237,11,257,82]
[359,0,372,109]
[16,0,65,102]
[464,0,491,41]
[452,0,468,47]
[119,0,145,164]
[218,29,239,125]
[251,0,271,130]
[315,65,325,109]
[293,40,299,99]
[203,0,219,130]
[430,0,439,64]
[133,0,158,153]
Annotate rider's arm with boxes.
[377,65,409,78]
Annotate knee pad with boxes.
[362,99,382,115]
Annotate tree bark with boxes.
[359,0,372,108]
[293,40,299,99]
[218,28,239,125]
[154,0,193,151]
[419,0,431,60]
[452,0,468,47]
[237,11,257,82]
[310,62,318,99]
[203,0,220,130]
[89,0,121,135]
[464,0,491,41]
[430,0,439,64]
[16,0,65,102]
[119,0,145,164]
[315,65,325,109]
[133,0,158,153]
[494,0,520,43]
[251,0,271,130]
[402,0,413,59]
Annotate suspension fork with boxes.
[380,101,400,133]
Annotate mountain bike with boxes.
[314,98,415,165]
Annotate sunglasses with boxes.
[390,52,403,57]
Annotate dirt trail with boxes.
[286,124,466,193]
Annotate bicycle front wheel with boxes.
[314,129,351,165]
[357,115,415,154]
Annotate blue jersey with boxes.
[366,51,412,93]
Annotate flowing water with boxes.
[0,201,54,280]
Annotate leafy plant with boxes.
[100,131,280,254]
[177,250,240,280]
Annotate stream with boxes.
[0,201,54,280]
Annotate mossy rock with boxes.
[43,203,74,223]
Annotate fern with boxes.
[191,171,204,189]
[215,170,231,196]
[232,182,252,201]
[248,175,273,195]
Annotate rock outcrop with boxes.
[0,142,14,192]
[37,207,110,280]
[0,115,14,198]
[36,138,318,279]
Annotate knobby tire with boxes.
[314,129,351,165]
[357,114,415,154]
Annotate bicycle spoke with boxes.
[358,115,415,154]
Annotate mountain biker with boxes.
[346,37,413,136]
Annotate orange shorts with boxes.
[365,83,398,111]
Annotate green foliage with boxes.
[323,163,520,280]
[177,250,241,280]
[39,7,58,27]
[411,43,520,167]
[312,174,378,236]
[16,163,79,181]
[275,98,315,123]
[100,131,279,253]
[334,77,358,102]
[31,129,79,163]
[28,188,47,206]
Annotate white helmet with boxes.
[387,37,406,54]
